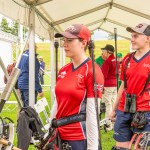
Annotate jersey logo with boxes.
[66,25,76,32]
[58,71,67,78]
[76,74,84,79]
[143,63,150,68]
[136,24,143,28]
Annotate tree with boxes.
[0,17,11,33]
[11,21,19,36]
[107,33,114,40]
[38,36,45,42]
[23,26,28,40]
[0,18,19,36]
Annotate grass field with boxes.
[1,88,115,150]
[1,39,130,149]
[36,39,131,71]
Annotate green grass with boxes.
[36,39,131,71]
[0,86,51,150]
[1,89,115,150]
[1,100,115,150]
[1,39,131,149]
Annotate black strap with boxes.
[140,74,150,96]
[52,114,86,128]
[124,52,150,95]
[124,53,134,89]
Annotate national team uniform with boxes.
[55,58,104,141]
[119,51,150,111]
[114,51,150,142]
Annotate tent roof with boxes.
[0,0,150,40]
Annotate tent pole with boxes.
[54,41,59,79]
[60,40,65,67]
[114,28,119,91]
[49,28,56,107]
[29,6,35,107]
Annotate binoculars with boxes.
[124,93,136,113]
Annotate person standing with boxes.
[50,24,104,150]
[38,56,45,85]
[117,53,123,88]
[101,44,118,131]
[18,45,44,107]
[110,23,150,149]
[95,55,104,68]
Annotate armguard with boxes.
[86,98,99,150]
[49,100,57,125]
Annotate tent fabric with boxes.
[0,0,150,40]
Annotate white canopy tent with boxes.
[0,0,150,40]
[0,0,150,105]
[0,31,15,91]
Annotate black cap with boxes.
[101,44,114,52]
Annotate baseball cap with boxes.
[38,56,43,59]
[117,53,122,58]
[55,24,91,43]
[126,23,150,36]
[101,44,114,52]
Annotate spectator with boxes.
[101,44,118,131]
[117,53,123,87]
[95,55,104,68]
[18,45,44,107]
[38,56,45,85]
[117,53,123,63]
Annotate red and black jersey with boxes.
[55,58,104,140]
[118,51,150,111]
[101,54,118,87]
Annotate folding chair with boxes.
[33,97,50,131]
[30,98,51,148]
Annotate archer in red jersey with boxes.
[50,24,104,150]
[110,23,150,150]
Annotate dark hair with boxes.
[78,38,88,51]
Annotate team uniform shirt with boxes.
[101,54,117,87]
[118,51,150,112]
[55,58,104,140]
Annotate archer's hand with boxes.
[109,110,116,122]
[38,92,44,98]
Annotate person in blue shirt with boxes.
[38,56,45,85]
[18,45,44,107]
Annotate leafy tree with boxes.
[38,36,45,42]
[107,33,114,40]
[23,26,28,40]
[11,21,19,36]
[0,17,11,33]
